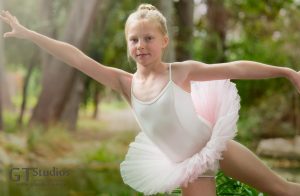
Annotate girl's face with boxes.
[126,19,168,66]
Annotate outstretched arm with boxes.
[0,10,131,93]
[184,60,300,93]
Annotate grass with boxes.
[216,171,265,196]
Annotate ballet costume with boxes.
[120,63,241,195]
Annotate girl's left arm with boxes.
[184,60,300,93]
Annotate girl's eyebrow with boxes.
[128,33,154,39]
[127,34,137,39]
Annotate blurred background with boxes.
[0,0,300,195]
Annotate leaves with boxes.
[216,171,265,196]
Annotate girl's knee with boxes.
[264,180,294,196]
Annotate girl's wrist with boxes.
[285,68,298,84]
[22,28,33,40]
[283,67,296,81]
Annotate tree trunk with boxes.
[18,55,37,126]
[174,0,194,61]
[203,0,228,63]
[18,0,53,126]
[0,80,3,131]
[0,0,5,131]
[293,92,300,135]
[59,0,114,130]
[158,1,176,62]
[30,0,100,129]
[39,0,56,68]
[92,86,100,119]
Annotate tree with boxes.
[174,0,194,61]
[30,0,101,129]
[0,0,5,131]
[18,0,55,126]
[158,0,176,62]
[202,0,228,63]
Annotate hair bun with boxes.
[138,4,157,11]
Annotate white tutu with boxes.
[120,80,241,195]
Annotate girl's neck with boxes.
[135,62,167,80]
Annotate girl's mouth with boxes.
[136,53,150,57]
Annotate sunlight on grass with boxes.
[77,115,108,132]
[3,111,23,133]
[84,130,136,164]
[26,125,73,158]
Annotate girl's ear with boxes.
[162,35,169,49]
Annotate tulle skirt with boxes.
[120,80,241,195]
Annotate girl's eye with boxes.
[145,36,153,41]
[130,38,138,43]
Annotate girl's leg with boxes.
[220,140,300,196]
[181,177,216,196]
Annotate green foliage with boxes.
[85,130,137,164]
[2,111,21,133]
[86,144,119,163]
[157,171,265,195]
[216,171,265,196]
[27,125,73,156]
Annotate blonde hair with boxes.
[125,4,168,38]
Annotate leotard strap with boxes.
[169,63,172,81]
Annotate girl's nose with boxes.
[137,40,145,50]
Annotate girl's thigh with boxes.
[220,140,287,195]
[181,177,216,196]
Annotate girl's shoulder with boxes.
[170,60,206,84]
[171,60,204,68]
[169,61,192,83]
[170,61,187,71]
[171,60,201,74]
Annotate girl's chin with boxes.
[135,58,151,65]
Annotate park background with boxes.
[0,0,300,195]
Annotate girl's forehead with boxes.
[127,19,160,35]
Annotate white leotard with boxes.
[131,63,212,162]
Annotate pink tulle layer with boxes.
[120,80,241,195]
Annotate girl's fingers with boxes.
[0,15,10,24]
[0,10,19,27]
[5,11,14,22]
[7,11,17,23]
[2,10,14,22]
[0,11,11,23]
[1,10,6,16]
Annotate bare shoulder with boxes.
[172,60,206,71]
[170,60,211,89]
[170,61,189,81]
[180,60,207,68]
[171,60,206,80]
[171,61,189,75]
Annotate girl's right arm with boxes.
[0,11,131,94]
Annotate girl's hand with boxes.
[0,10,30,39]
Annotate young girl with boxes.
[1,4,300,196]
